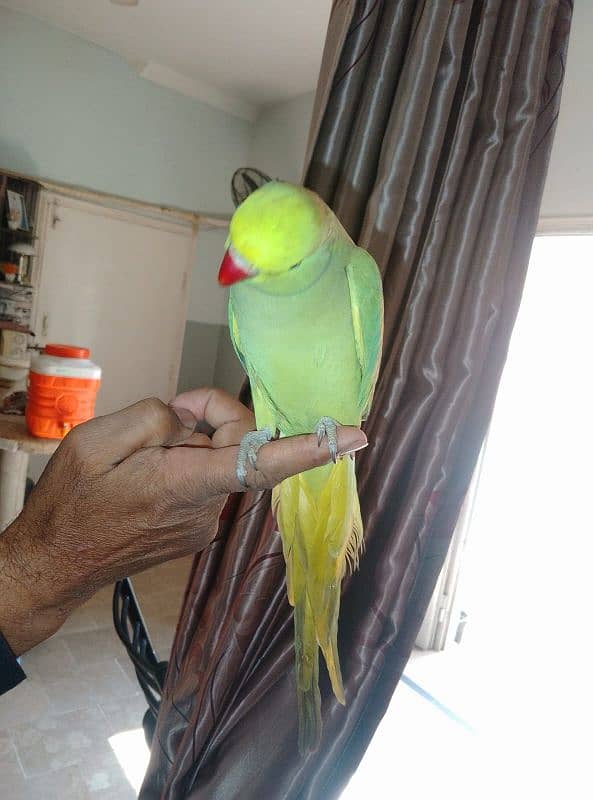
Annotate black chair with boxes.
[112,579,169,747]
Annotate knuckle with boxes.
[209,386,252,418]
[205,386,225,402]
[139,396,170,429]
[61,423,88,461]
[249,465,275,491]
[139,396,167,416]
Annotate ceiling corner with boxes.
[136,61,259,123]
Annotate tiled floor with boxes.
[6,556,587,799]
[0,556,193,799]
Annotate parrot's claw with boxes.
[314,417,339,463]
[236,427,273,487]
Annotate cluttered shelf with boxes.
[0,173,40,347]
[0,227,37,237]
[0,283,34,336]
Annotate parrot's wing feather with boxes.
[228,297,288,432]
[346,248,384,419]
[228,296,248,374]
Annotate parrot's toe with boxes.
[236,427,273,487]
[314,416,339,463]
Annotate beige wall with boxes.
[540,3,593,218]
[248,92,315,183]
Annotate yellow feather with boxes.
[274,457,362,752]
[230,182,328,273]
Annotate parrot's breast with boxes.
[230,256,361,435]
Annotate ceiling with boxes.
[0,0,331,120]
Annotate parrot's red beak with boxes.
[218,249,256,286]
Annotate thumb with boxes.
[204,426,368,495]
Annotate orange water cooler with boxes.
[26,344,102,439]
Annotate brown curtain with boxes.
[141,1,572,797]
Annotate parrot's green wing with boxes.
[346,248,384,420]
[228,297,288,432]
[228,296,248,375]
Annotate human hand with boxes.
[0,388,367,655]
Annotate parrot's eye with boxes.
[289,262,301,271]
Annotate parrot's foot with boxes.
[314,416,340,463]
[236,427,273,487]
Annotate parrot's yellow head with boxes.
[218,181,331,286]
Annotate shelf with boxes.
[0,320,32,333]
[0,281,34,290]
[0,227,37,238]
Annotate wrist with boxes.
[0,515,75,655]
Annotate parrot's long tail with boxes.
[272,455,363,753]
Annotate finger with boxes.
[74,397,195,464]
[176,432,214,449]
[171,387,255,448]
[201,426,368,495]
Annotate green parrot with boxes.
[217,181,383,752]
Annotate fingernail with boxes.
[169,404,197,432]
[340,442,368,458]
[336,429,368,457]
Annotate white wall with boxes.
[0,10,317,398]
[0,7,248,411]
[248,92,315,183]
[0,7,251,217]
[540,3,593,218]
[189,228,229,325]
[179,226,231,395]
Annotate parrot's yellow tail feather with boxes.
[273,455,363,752]
[294,595,322,753]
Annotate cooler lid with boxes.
[44,344,91,360]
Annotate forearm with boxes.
[0,514,76,656]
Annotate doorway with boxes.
[342,232,593,799]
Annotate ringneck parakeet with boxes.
[218,181,383,752]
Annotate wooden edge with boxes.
[537,216,593,235]
[0,166,230,230]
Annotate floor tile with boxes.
[61,628,127,667]
[134,591,184,618]
[0,674,52,727]
[0,730,27,798]
[54,603,103,636]
[12,705,111,778]
[24,765,92,800]
[78,745,136,798]
[100,692,149,737]
[43,658,139,714]
[144,613,180,657]
[115,655,141,685]
[1,559,187,797]
[20,636,78,680]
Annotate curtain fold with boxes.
[141,1,572,797]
